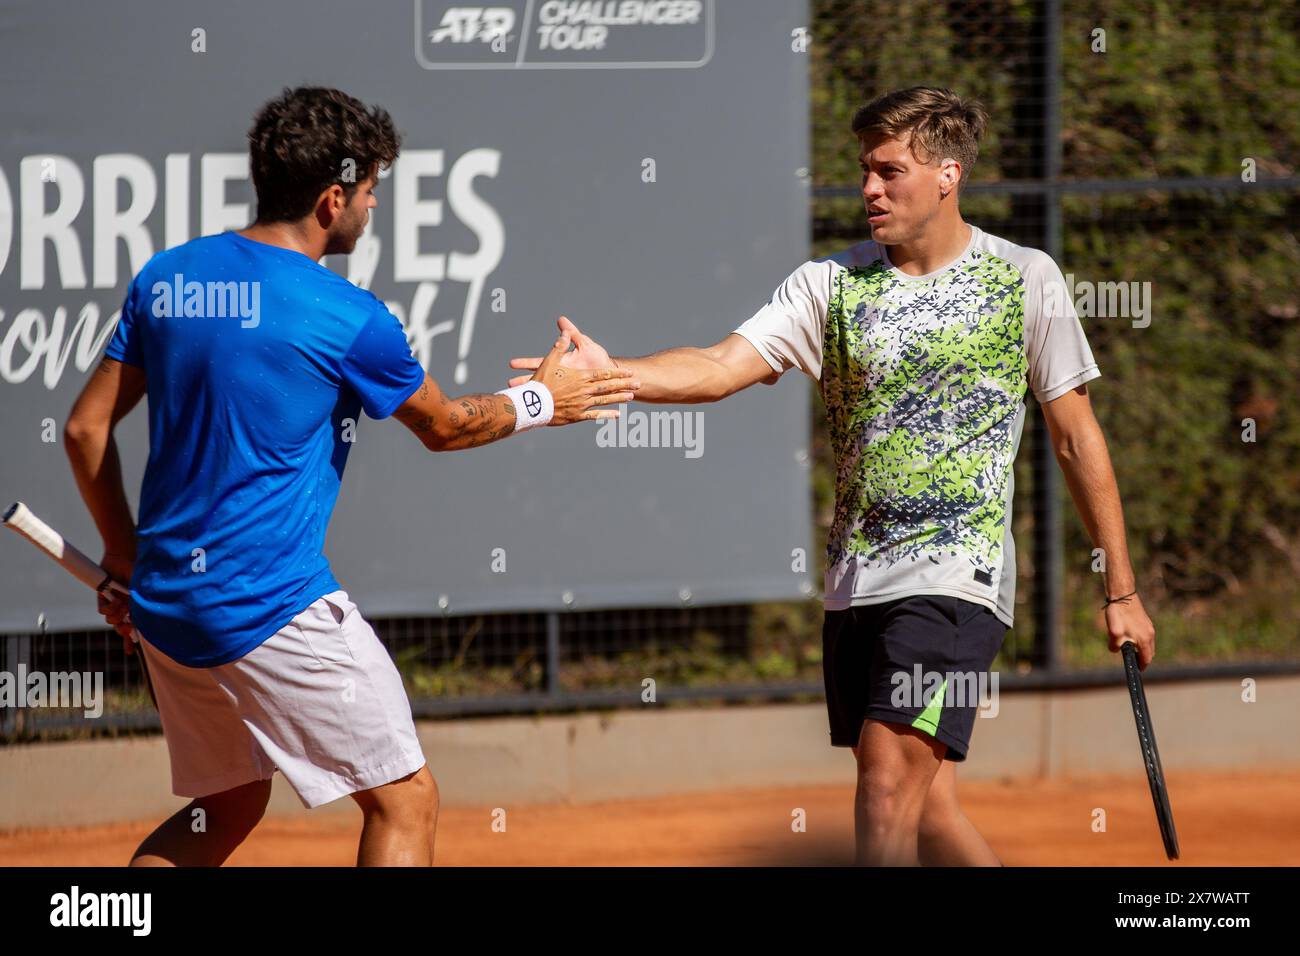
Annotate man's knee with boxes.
[409,766,439,819]
[855,725,943,820]
[856,767,937,857]
[354,765,438,825]
[855,766,912,821]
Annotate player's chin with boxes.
[868,222,894,243]
[327,238,358,257]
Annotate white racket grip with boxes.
[3,500,128,600]
[4,501,113,591]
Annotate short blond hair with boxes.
[851,87,988,189]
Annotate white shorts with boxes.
[137,590,426,809]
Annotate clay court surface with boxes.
[2,769,1298,866]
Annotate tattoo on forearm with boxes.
[438,393,517,449]
[398,385,516,450]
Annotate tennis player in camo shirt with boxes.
[509,86,1156,866]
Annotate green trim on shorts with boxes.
[911,677,948,736]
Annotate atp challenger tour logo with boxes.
[0,148,504,388]
[415,0,713,68]
[429,7,516,45]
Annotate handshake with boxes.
[504,315,634,427]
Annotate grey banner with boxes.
[0,0,810,633]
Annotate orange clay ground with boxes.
[2,769,1296,866]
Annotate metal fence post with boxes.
[1031,0,1066,673]
[2,634,32,739]
[545,611,561,698]
[1,636,14,737]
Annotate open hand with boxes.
[509,316,614,388]
[529,327,638,424]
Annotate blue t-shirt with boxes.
[104,231,425,666]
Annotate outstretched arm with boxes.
[508,317,778,404]
[1041,384,1156,668]
[607,334,780,404]
[396,329,638,451]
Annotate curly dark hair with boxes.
[248,86,401,224]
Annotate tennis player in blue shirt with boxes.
[64,86,637,866]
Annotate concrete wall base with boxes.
[1,675,1294,829]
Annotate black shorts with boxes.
[822,595,1008,761]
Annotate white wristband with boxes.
[496,381,555,432]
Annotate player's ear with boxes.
[316,184,344,224]
[939,159,960,199]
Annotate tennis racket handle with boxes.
[3,500,127,595]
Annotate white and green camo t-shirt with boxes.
[733,225,1099,627]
